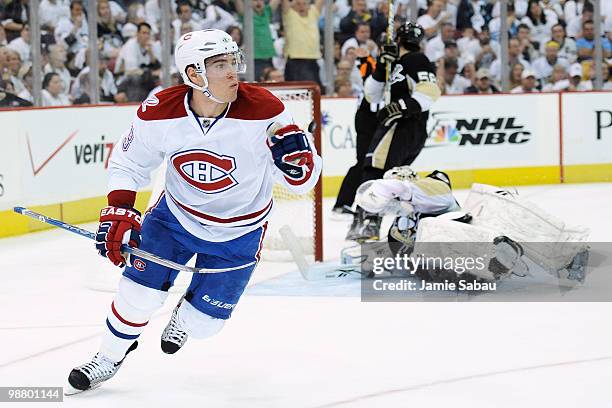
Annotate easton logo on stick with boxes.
[171,150,238,193]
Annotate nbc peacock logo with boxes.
[426,111,460,147]
[433,123,461,144]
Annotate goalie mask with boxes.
[175,29,246,103]
[383,166,418,182]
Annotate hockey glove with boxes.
[377,98,422,127]
[95,206,142,267]
[268,124,314,183]
[379,44,398,64]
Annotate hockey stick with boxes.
[13,207,256,274]
[383,0,396,104]
[278,225,361,280]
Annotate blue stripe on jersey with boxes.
[106,319,140,340]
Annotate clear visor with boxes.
[204,51,246,78]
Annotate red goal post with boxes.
[256,81,323,262]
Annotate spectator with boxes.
[114,22,161,76]
[440,58,471,94]
[1,0,29,42]
[0,77,32,106]
[0,25,7,46]
[516,24,539,63]
[540,0,563,22]
[43,44,72,95]
[121,3,146,39]
[72,54,118,104]
[457,26,481,63]
[417,0,451,40]
[425,22,454,62]
[549,23,577,64]
[576,20,612,62]
[235,0,279,82]
[509,62,525,89]
[334,78,353,97]
[488,3,519,41]
[98,0,124,60]
[341,22,378,59]
[173,2,202,44]
[55,0,88,54]
[456,0,491,32]
[568,62,592,90]
[532,40,569,80]
[39,0,70,32]
[7,23,29,63]
[603,63,612,90]
[369,0,389,42]
[339,0,372,43]
[475,27,500,69]
[41,72,70,106]
[16,60,32,102]
[4,48,24,94]
[212,0,239,15]
[520,0,556,49]
[564,0,588,31]
[490,38,532,82]
[200,2,238,31]
[0,46,9,74]
[511,69,539,93]
[261,67,284,82]
[466,67,500,93]
[442,41,468,70]
[226,25,243,47]
[566,1,593,39]
[282,0,324,87]
[115,69,158,102]
[461,61,477,85]
[542,63,571,91]
[336,56,363,96]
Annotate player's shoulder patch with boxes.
[137,84,189,121]
[227,83,284,120]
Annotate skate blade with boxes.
[64,383,101,396]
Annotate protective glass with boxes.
[204,51,247,78]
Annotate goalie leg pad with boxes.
[463,183,590,272]
[100,276,169,362]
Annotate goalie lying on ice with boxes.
[354,167,590,282]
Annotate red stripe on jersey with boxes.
[169,194,273,225]
[255,222,268,262]
[111,301,148,327]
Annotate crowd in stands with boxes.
[0,0,610,107]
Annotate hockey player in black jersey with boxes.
[345,21,441,241]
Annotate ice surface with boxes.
[1,183,612,407]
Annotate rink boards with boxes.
[0,91,610,238]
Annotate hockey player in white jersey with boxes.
[66,29,321,393]
[355,167,589,282]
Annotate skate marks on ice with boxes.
[312,354,612,408]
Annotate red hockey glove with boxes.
[95,206,142,267]
[267,124,314,183]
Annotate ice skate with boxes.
[345,208,365,241]
[161,296,188,354]
[66,341,138,395]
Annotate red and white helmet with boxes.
[175,29,246,102]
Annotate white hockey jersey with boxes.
[108,83,322,242]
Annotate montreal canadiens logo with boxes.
[133,259,146,271]
[171,149,238,193]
